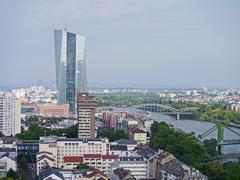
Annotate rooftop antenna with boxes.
[64,24,68,31]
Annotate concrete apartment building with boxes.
[77,93,97,138]
[0,95,21,136]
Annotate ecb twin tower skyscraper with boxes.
[54,29,88,113]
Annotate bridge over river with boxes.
[129,103,199,120]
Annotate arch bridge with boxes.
[129,103,199,120]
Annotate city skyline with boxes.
[1,0,240,88]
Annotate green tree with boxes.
[28,116,39,122]
[97,129,128,141]
[199,162,226,180]
[16,124,44,140]
[76,163,89,170]
[7,168,17,179]
[20,171,28,180]
[225,163,240,180]
[20,156,28,171]
[203,139,218,158]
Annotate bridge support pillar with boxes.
[217,123,224,154]
[176,113,180,120]
[217,144,223,155]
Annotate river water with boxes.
[150,112,240,154]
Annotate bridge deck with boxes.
[220,139,240,145]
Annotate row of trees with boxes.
[150,121,206,166]
[16,124,78,140]
[95,92,166,107]
[97,129,129,141]
[150,121,240,179]
[196,107,240,125]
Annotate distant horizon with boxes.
[0,81,239,90]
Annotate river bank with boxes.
[149,112,240,154]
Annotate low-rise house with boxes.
[136,147,161,178]
[39,168,65,180]
[74,167,108,180]
[111,156,148,180]
[111,167,135,180]
[0,137,17,149]
[83,154,119,175]
[36,151,57,175]
[109,144,136,157]
[0,161,7,178]
[128,126,147,144]
[39,167,108,180]
[0,150,17,178]
[114,139,138,151]
[156,151,207,180]
[121,118,139,132]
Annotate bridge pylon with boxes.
[176,113,180,120]
[199,119,240,155]
[217,122,225,154]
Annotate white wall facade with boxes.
[0,95,21,136]
[56,138,109,168]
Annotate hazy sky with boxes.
[1,0,240,88]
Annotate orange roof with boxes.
[64,156,83,163]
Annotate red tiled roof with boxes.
[84,154,102,159]
[102,154,119,160]
[63,156,83,163]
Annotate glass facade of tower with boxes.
[54,30,87,113]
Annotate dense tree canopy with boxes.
[196,107,240,125]
[97,129,129,141]
[150,121,207,166]
[203,139,218,159]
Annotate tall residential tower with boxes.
[0,94,21,136]
[77,93,97,138]
[54,29,88,113]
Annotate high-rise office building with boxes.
[77,93,97,138]
[0,94,21,136]
[54,29,88,113]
